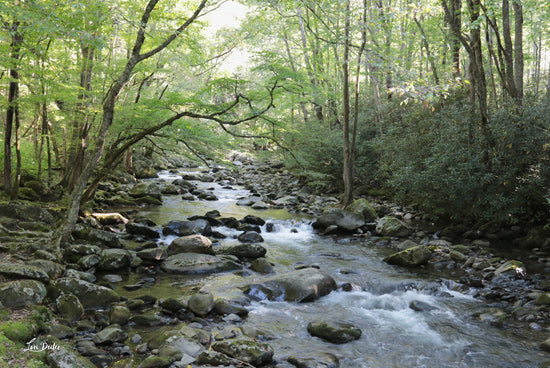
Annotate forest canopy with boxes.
[1,0,550,229]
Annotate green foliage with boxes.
[376,93,550,224]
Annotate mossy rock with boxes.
[136,356,172,368]
[0,321,35,343]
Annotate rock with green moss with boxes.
[51,277,120,308]
[0,320,35,343]
[474,308,507,327]
[97,249,132,271]
[62,244,102,263]
[28,259,65,280]
[493,260,525,277]
[210,336,274,366]
[0,201,54,224]
[0,263,50,283]
[137,356,171,368]
[160,253,241,274]
[93,326,128,345]
[536,293,550,305]
[187,292,214,316]
[37,335,96,368]
[347,198,378,222]
[56,294,84,322]
[196,350,252,367]
[109,304,131,325]
[0,279,47,308]
[307,320,362,344]
[288,352,339,368]
[375,216,411,237]
[384,245,432,267]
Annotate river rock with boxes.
[493,260,525,278]
[97,249,132,271]
[187,292,214,316]
[219,243,267,260]
[162,219,212,237]
[63,244,102,263]
[474,308,507,327]
[28,259,65,279]
[314,208,365,232]
[129,182,162,200]
[196,350,253,367]
[346,198,378,222]
[125,222,160,239]
[159,298,186,313]
[136,356,172,368]
[161,253,241,274]
[87,229,122,248]
[167,234,213,255]
[137,247,168,262]
[213,299,249,317]
[51,277,120,308]
[210,336,274,366]
[0,262,50,283]
[78,254,101,269]
[250,258,275,274]
[40,335,96,368]
[384,245,432,267]
[245,268,337,302]
[56,294,84,322]
[287,352,340,368]
[93,326,128,345]
[375,216,411,237]
[242,215,266,226]
[307,320,362,344]
[238,231,264,243]
[92,213,128,225]
[110,304,131,325]
[0,279,47,308]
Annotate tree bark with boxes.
[513,0,523,102]
[341,0,353,207]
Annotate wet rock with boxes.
[167,234,214,255]
[251,201,269,209]
[213,299,249,317]
[473,308,507,327]
[89,229,122,248]
[409,300,438,312]
[137,247,168,262]
[219,243,267,260]
[307,320,362,344]
[287,351,340,368]
[158,345,183,362]
[188,292,214,316]
[384,245,432,267]
[238,231,264,243]
[210,336,274,366]
[56,294,84,322]
[246,268,337,302]
[375,216,411,237]
[237,196,263,206]
[160,298,186,313]
[346,198,378,222]
[93,326,128,345]
[250,258,275,274]
[540,338,550,352]
[109,304,131,325]
[242,215,266,226]
[493,260,525,278]
[535,293,550,305]
[98,249,132,271]
[126,222,160,239]
[48,324,75,339]
[162,219,212,237]
[130,312,163,327]
[0,279,47,308]
[137,356,172,368]
[51,277,120,308]
[196,350,254,367]
[0,262,50,283]
[313,208,365,232]
[78,254,101,270]
[129,182,162,200]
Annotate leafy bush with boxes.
[375,93,550,224]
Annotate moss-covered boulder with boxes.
[167,234,213,255]
[160,253,241,274]
[93,326,128,345]
[375,216,411,237]
[0,279,47,308]
[218,243,267,260]
[0,320,35,343]
[50,277,120,308]
[0,263,50,283]
[210,336,274,366]
[38,335,96,368]
[109,304,131,325]
[307,320,362,344]
[0,201,54,224]
[384,245,432,267]
[56,294,84,322]
[347,198,378,222]
[97,249,132,271]
[187,292,214,316]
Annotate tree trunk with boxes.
[3,21,23,195]
[341,0,353,207]
[450,0,462,77]
[513,0,523,103]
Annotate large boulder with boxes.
[161,253,241,274]
[0,280,47,308]
[162,219,212,237]
[187,292,214,316]
[218,243,267,260]
[87,229,122,248]
[166,234,213,255]
[210,337,274,367]
[288,352,339,368]
[245,268,337,302]
[384,245,432,267]
[0,201,55,224]
[346,198,378,222]
[313,208,365,232]
[63,244,102,263]
[237,231,264,243]
[97,249,132,271]
[375,216,411,237]
[50,277,120,308]
[129,182,162,200]
[38,335,96,368]
[125,222,160,239]
[307,320,362,344]
[0,263,50,283]
[93,326,128,345]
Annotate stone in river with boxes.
[161,253,241,274]
[307,320,362,344]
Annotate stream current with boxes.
[115,170,548,367]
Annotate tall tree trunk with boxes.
[4,21,23,195]
[502,0,517,99]
[449,0,462,77]
[513,0,523,103]
[341,0,353,207]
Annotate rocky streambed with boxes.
[1,156,550,367]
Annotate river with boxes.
[113,169,548,368]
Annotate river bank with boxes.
[1,154,550,367]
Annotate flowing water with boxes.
[116,170,549,367]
